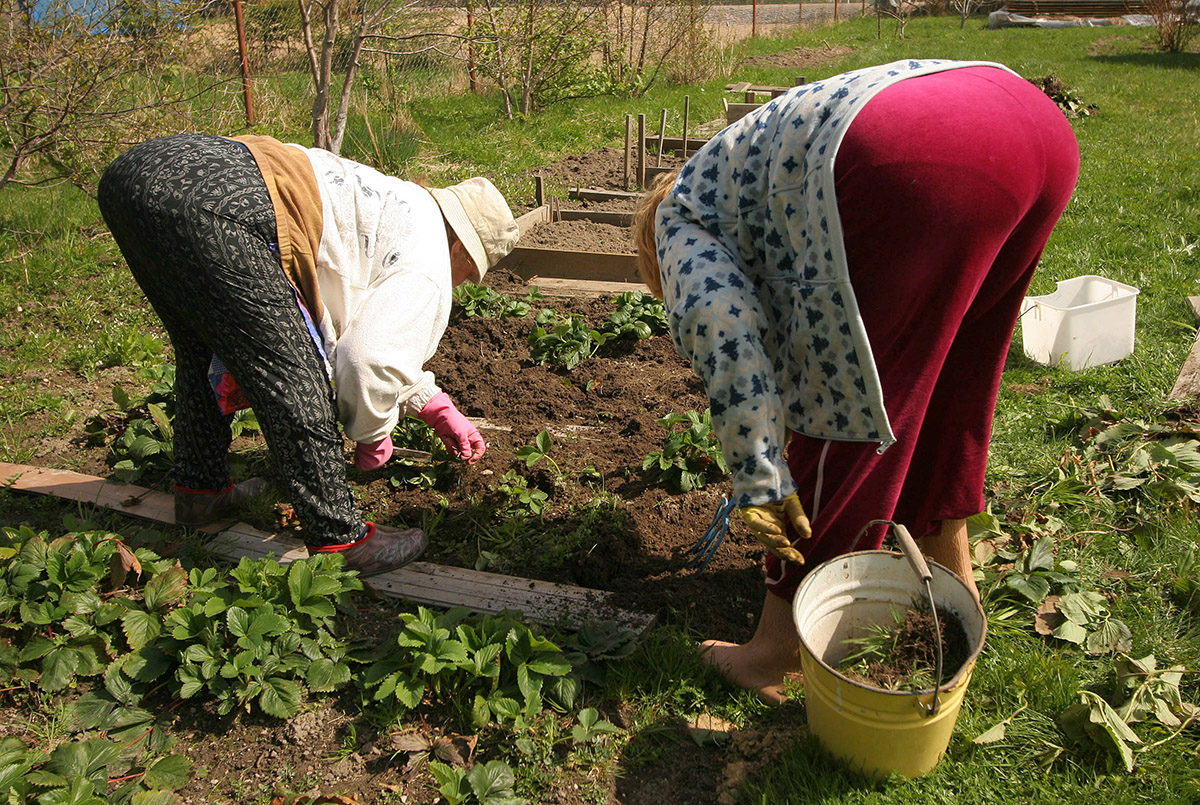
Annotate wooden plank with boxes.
[0,462,655,633]
[567,188,643,202]
[513,205,551,238]
[726,102,760,124]
[558,209,632,227]
[0,462,228,533]
[208,524,653,633]
[645,166,677,184]
[525,277,650,298]
[503,247,640,283]
[724,81,790,94]
[651,135,709,154]
[1168,296,1200,400]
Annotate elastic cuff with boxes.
[174,482,233,496]
[308,522,373,553]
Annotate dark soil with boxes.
[840,606,971,692]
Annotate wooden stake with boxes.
[637,113,646,189]
[681,95,690,158]
[656,108,667,168]
[232,0,255,126]
[534,175,545,208]
[624,113,633,191]
[745,90,756,103]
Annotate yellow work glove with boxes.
[740,492,812,564]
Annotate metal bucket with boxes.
[791,530,986,779]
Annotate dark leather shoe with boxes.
[316,523,427,577]
[174,478,268,528]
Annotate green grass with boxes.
[2,11,1199,803]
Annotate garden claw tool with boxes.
[687,496,736,571]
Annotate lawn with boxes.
[1,11,1199,805]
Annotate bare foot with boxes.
[699,639,802,706]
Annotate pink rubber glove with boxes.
[418,392,486,464]
[354,436,394,471]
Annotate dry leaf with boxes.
[108,539,142,588]
[268,795,359,805]
[1034,594,1063,636]
[390,730,432,753]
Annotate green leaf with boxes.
[143,753,192,790]
[1057,591,1107,625]
[19,635,56,662]
[37,776,106,805]
[1051,620,1088,644]
[143,565,188,612]
[122,608,162,650]
[259,677,301,718]
[47,737,123,782]
[467,760,519,803]
[1025,538,1055,571]
[306,658,351,692]
[40,646,81,692]
[1006,573,1051,603]
[1080,690,1142,772]
[1085,619,1132,655]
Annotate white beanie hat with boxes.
[430,177,519,281]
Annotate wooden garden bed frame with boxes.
[497,203,646,289]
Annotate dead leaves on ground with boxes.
[390,728,478,770]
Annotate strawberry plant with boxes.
[603,290,668,341]
[641,409,729,493]
[387,416,458,491]
[453,282,542,319]
[495,470,549,516]
[364,607,601,735]
[164,555,362,718]
[528,309,610,370]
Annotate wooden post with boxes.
[624,114,633,191]
[534,175,545,208]
[795,75,806,86]
[467,11,479,93]
[232,0,255,126]
[745,90,756,103]
[798,0,803,24]
[752,0,758,36]
[681,95,690,158]
[637,113,646,188]
[834,0,840,22]
[656,108,667,168]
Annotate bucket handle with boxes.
[851,520,945,717]
[892,524,944,718]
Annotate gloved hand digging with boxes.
[740,492,812,564]
[418,391,486,463]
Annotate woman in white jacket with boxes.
[99,133,519,576]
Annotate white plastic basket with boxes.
[1020,275,1140,370]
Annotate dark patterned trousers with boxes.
[98,134,363,546]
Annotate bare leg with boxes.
[919,518,979,600]
[700,590,803,706]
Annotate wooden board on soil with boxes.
[0,461,657,634]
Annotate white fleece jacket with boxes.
[299,146,451,444]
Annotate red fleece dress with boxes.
[766,66,1080,597]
